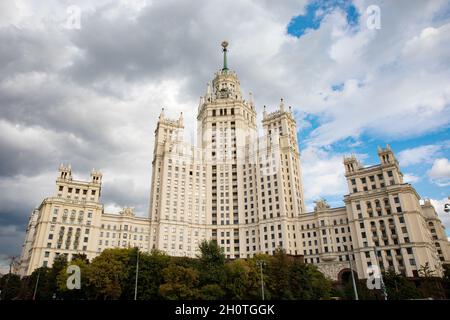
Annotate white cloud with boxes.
[429,198,450,235]
[301,146,347,201]
[428,158,450,186]
[403,173,420,184]
[398,144,442,166]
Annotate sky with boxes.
[0,0,449,273]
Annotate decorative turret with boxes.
[248,92,254,109]
[343,154,361,174]
[279,98,285,112]
[90,168,102,184]
[210,41,243,101]
[377,144,399,166]
[179,112,183,126]
[58,164,72,180]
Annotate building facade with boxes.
[19,165,150,276]
[19,43,450,281]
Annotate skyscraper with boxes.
[148,41,305,259]
[19,42,450,281]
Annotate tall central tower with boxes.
[196,41,258,258]
[149,42,306,259]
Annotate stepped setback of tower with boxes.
[18,42,450,281]
[148,42,306,259]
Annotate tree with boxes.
[86,248,130,300]
[197,240,226,287]
[50,254,68,298]
[417,263,445,299]
[159,264,199,299]
[289,261,332,299]
[198,284,224,300]
[57,258,89,300]
[71,253,89,264]
[382,271,421,300]
[25,267,54,300]
[0,273,21,300]
[247,254,272,300]
[225,259,252,299]
[133,249,170,300]
[266,249,292,299]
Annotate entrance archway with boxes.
[338,268,358,284]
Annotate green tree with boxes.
[50,254,68,298]
[56,258,89,300]
[417,263,445,299]
[134,249,170,300]
[289,261,332,299]
[249,254,273,300]
[382,271,421,300]
[198,284,224,300]
[24,267,54,300]
[266,249,292,299]
[159,264,199,299]
[86,248,131,300]
[225,259,252,299]
[0,273,21,300]
[197,240,226,287]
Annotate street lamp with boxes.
[256,260,267,300]
[134,248,140,301]
[344,246,359,300]
[33,269,41,300]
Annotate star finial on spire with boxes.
[221,41,229,71]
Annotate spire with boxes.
[279,98,285,112]
[159,107,165,120]
[221,41,229,71]
[248,92,254,105]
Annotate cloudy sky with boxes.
[1,0,449,272]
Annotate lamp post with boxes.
[345,246,359,300]
[256,260,266,300]
[33,269,41,300]
[134,248,139,301]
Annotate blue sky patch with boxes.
[288,0,360,37]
